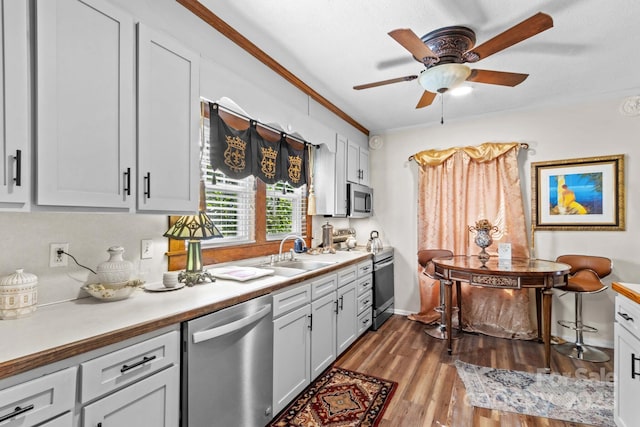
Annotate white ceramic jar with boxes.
[96,246,133,284]
[0,269,38,319]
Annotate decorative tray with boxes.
[207,266,275,282]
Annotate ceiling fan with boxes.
[354,12,553,109]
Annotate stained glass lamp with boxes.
[163,212,223,286]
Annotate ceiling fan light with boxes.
[418,64,471,93]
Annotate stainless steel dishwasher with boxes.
[182,293,273,427]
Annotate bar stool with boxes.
[554,254,612,362]
[418,249,462,340]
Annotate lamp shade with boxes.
[163,212,223,241]
[418,63,471,93]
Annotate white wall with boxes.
[366,95,640,348]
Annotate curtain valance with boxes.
[209,102,308,188]
[411,142,524,167]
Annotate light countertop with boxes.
[612,282,640,305]
[0,251,371,380]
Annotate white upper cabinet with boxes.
[346,139,369,187]
[0,0,30,211]
[35,0,135,210]
[313,134,347,217]
[0,0,29,210]
[137,23,200,213]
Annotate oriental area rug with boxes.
[455,360,614,426]
[269,367,397,427]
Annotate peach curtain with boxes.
[408,142,535,339]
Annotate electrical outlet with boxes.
[141,239,153,259]
[49,243,69,267]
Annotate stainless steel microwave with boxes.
[347,183,373,218]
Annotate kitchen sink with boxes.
[275,260,337,271]
[250,260,337,277]
[267,266,308,277]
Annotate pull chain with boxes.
[440,93,444,125]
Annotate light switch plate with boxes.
[141,239,153,259]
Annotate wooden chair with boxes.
[418,249,462,340]
[554,254,612,362]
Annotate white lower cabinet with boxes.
[79,330,180,427]
[273,301,312,415]
[82,364,179,427]
[0,328,180,427]
[336,281,358,354]
[310,282,338,380]
[356,262,373,336]
[0,366,76,427]
[614,294,640,427]
[272,282,313,415]
[42,412,74,426]
[272,265,364,416]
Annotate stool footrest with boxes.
[557,319,598,333]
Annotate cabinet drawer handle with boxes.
[144,172,151,198]
[0,404,34,423]
[123,167,131,196]
[120,355,156,373]
[618,311,634,322]
[13,150,21,187]
[632,353,640,380]
[363,299,370,305]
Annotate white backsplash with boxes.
[0,212,169,306]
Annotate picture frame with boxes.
[531,154,625,231]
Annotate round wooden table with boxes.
[432,256,571,373]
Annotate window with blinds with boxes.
[266,182,307,240]
[203,169,255,244]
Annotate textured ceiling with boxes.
[200,0,640,133]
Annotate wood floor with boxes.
[335,315,614,427]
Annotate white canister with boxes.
[0,269,38,319]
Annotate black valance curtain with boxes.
[209,102,308,188]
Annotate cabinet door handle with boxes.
[12,150,22,187]
[123,167,131,196]
[0,404,34,423]
[308,314,312,331]
[335,300,339,314]
[144,172,151,199]
[618,311,634,322]
[339,296,344,311]
[120,355,156,373]
[632,353,640,379]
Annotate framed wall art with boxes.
[531,154,625,230]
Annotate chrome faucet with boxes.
[278,234,306,261]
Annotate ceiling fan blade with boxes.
[415,91,437,109]
[467,69,529,86]
[388,29,437,62]
[468,12,553,61]
[353,75,418,90]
